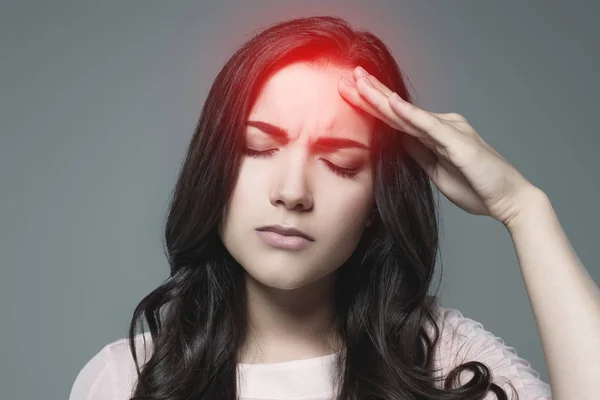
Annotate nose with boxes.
[269,152,314,212]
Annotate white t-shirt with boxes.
[69,307,552,400]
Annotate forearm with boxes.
[505,188,600,400]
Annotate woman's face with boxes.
[219,62,376,291]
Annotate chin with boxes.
[254,273,311,291]
[243,267,317,291]
[269,281,308,291]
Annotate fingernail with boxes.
[355,66,368,78]
[341,76,355,88]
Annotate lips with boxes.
[256,224,314,241]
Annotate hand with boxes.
[338,66,540,227]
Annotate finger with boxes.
[436,112,466,121]
[354,74,466,155]
[344,72,464,151]
[355,77,419,135]
[338,77,404,131]
[387,92,459,150]
[354,67,463,122]
[353,67,394,97]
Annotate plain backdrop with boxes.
[1,1,598,399]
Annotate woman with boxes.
[70,16,599,400]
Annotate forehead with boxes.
[248,62,375,140]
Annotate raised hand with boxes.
[338,66,539,227]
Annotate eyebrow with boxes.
[246,120,370,151]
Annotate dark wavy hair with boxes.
[128,15,517,400]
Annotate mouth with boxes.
[255,224,314,241]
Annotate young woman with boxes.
[70,16,598,400]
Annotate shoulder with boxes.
[69,332,153,400]
[429,304,552,399]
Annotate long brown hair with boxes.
[128,15,517,400]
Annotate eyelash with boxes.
[242,148,361,179]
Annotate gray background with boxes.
[1,1,598,399]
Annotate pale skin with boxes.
[338,66,600,400]
[223,64,376,364]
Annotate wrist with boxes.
[504,186,552,233]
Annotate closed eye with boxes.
[242,148,362,179]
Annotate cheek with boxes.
[229,161,266,207]
[317,177,374,229]
[220,163,256,229]
[236,159,270,191]
[329,195,372,229]
[220,160,274,243]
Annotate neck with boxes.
[238,270,343,364]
